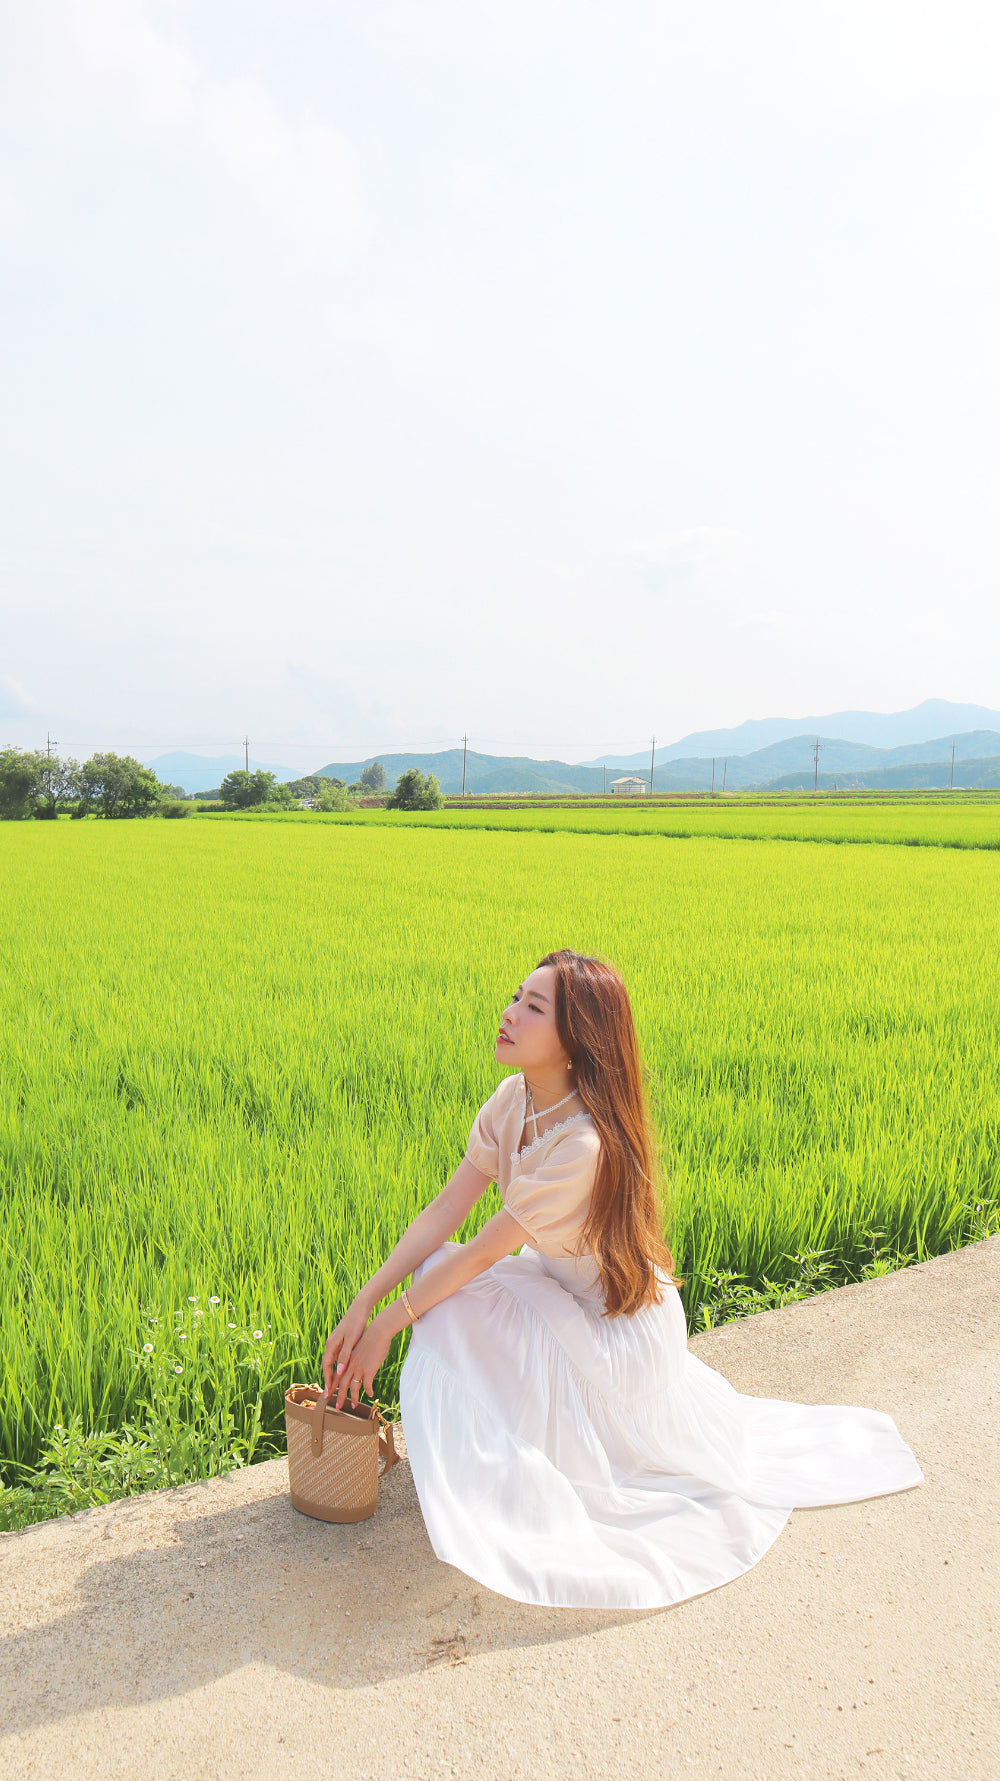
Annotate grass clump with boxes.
[1,1299,293,1532]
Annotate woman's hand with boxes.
[321,1292,373,1401]
[327,1312,395,1411]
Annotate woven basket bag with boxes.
[285,1384,399,1523]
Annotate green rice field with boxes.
[207,798,1000,850]
[2,814,998,1484]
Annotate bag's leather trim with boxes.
[286,1385,381,1452]
[378,1418,399,1474]
[289,1488,376,1524]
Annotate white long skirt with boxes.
[398,1242,923,1611]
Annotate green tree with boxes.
[35,755,81,819]
[387,768,444,811]
[359,760,386,793]
[219,769,277,809]
[314,780,357,812]
[0,747,44,820]
[77,754,163,819]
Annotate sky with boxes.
[2,0,999,767]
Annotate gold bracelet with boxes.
[400,1287,420,1324]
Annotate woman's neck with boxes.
[522,1069,579,1112]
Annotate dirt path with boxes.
[1,1237,996,1781]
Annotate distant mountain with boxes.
[583,700,1000,768]
[316,731,1000,795]
[765,756,1000,792]
[144,712,1000,797]
[311,748,707,796]
[144,752,298,793]
[650,730,1000,791]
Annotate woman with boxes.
[322,948,922,1611]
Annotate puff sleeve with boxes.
[503,1125,601,1257]
[464,1085,504,1180]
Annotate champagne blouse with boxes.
[464,1072,600,1258]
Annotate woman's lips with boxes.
[497,1031,514,1045]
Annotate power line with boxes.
[47,735,666,757]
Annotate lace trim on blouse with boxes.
[511,1111,592,1168]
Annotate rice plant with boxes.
[204,796,1000,850]
[1,818,997,1503]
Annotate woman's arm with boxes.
[321,1155,494,1399]
[325,1202,530,1408]
[359,1154,492,1311]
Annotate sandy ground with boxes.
[1,1236,996,1781]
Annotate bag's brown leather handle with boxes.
[311,1390,328,1458]
[308,1388,399,1471]
[377,1414,399,1475]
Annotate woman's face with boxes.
[494,966,572,1075]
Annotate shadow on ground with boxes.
[0,1448,656,1738]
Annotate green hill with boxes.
[314,748,703,796]
[764,756,1000,792]
[311,734,1000,797]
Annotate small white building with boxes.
[611,775,648,796]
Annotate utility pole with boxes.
[649,736,656,797]
[603,763,607,795]
[711,758,715,795]
[722,758,727,793]
[462,733,468,798]
[813,736,822,792]
[950,742,956,790]
[244,736,249,772]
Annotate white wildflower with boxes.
[143,1342,154,1355]
[174,1364,183,1375]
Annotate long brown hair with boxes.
[537,949,678,1317]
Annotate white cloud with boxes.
[626,527,757,589]
[738,608,800,630]
[200,77,361,262]
[34,0,198,129]
[0,675,40,722]
[3,1,362,269]
[453,162,489,199]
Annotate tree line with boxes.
[0,747,444,819]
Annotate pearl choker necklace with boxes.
[524,1081,579,1141]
